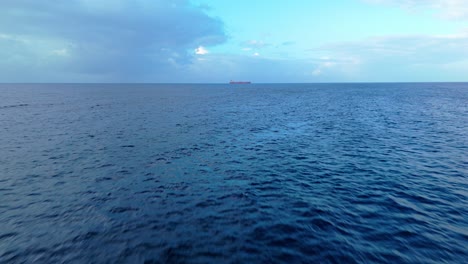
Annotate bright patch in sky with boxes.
[195,46,209,55]
[0,0,467,82]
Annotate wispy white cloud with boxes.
[325,30,468,63]
[311,68,322,76]
[365,0,468,20]
[52,48,69,57]
[311,59,336,76]
[242,40,270,49]
[187,53,318,83]
[311,29,468,81]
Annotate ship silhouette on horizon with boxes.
[229,80,251,84]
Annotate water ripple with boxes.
[0,83,467,263]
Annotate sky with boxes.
[0,0,467,83]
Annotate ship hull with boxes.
[229,81,251,84]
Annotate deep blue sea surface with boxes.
[1,83,467,263]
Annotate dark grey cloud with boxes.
[0,0,226,82]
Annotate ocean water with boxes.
[0,83,467,263]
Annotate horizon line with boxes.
[0,81,467,85]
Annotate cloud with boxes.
[311,60,338,76]
[311,69,322,76]
[312,29,468,81]
[324,31,468,64]
[187,53,317,83]
[195,46,209,55]
[365,0,468,20]
[242,40,270,49]
[184,29,468,83]
[0,0,226,82]
[52,48,69,57]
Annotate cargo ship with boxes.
[229,80,251,84]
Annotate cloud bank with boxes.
[310,29,468,81]
[0,0,226,82]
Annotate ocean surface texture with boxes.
[1,83,467,263]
